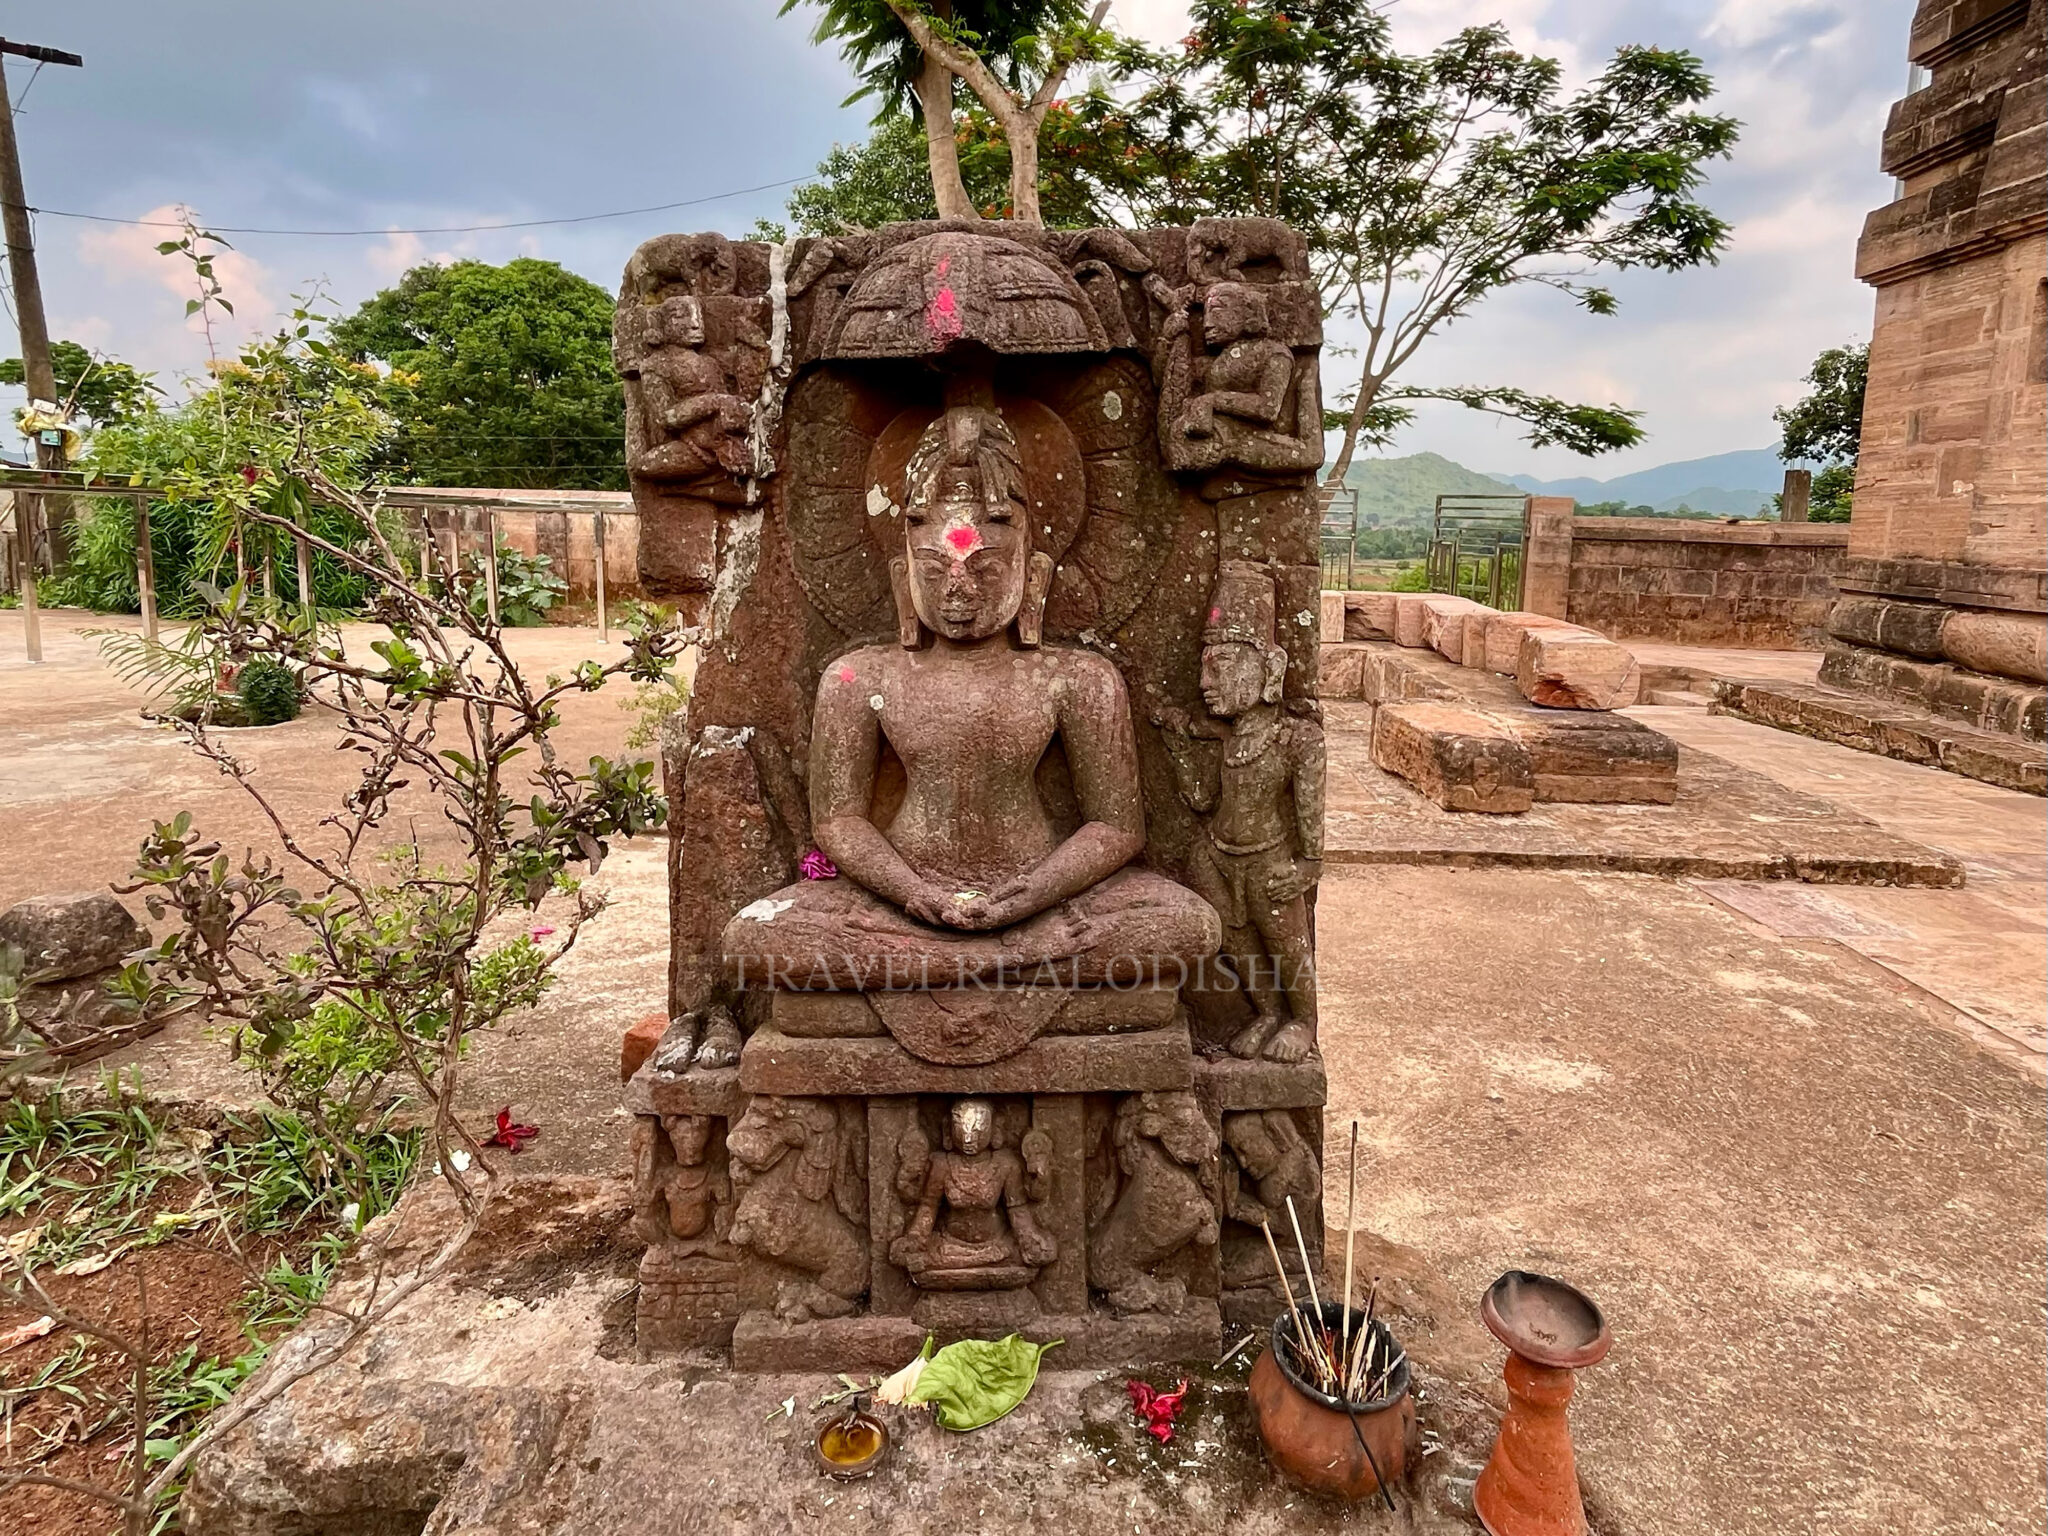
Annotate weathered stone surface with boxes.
[1418,595,1488,663]
[620,1010,669,1082]
[0,891,146,982]
[1474,611,1580,676]
[1506,712,1679,806]
[1194,1052,1328,1111]
[1317,640,1370,701]
[738,1023,1195,1097]
[1390,592,1438,648]
[1319,588,1345,643]
[1713,677,2048,796]
[1343,589,1397,640]
[1515,628,1642,710]
[1819,639,2046,741]
[623,1064,746,1119]
[1371,703,1535,814]
[730,1309,926,1373]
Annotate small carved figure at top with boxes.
[618,294,754,489]
[1153,561,1324,1063]
[625,231,739,302]
[1184,218,1311,287]
[1088,1090,1221,1316]
[1157,282,1322,476]
[726,1096,869,1323]
[890,1097,1056,1289]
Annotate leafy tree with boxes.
[783,0,1106,225]
[1775,342,1867,467]
[330,258,625,491]
[1076,1,1738,481]
[1773,342,1867,525]
[1,339,161,427]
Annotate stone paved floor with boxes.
[7,610,2044,1533]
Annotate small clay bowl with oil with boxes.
[812,1409,890,1479]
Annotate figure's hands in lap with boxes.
[903,886,960,929]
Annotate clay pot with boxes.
[1472,1270,1611,1536]
[1248,1303,1415,1502]
[812,1408,889,1479]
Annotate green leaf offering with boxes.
[905,1333,1062,1432]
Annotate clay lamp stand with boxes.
[1473,1270,1612,1536]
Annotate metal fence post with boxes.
[483,508,501,627]
[135,492,158,643]
[593,506,608,641]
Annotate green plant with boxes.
[621,674,691,749]
[236,657,303,724]
[469,543,566,627]
[1391,561,1430,592]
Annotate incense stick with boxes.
[1260,1219,1316,1376]
[1340,1121,1358,1386]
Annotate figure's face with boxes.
[1225,1115,1276,1177]
[1201,642,1267,718]
[667,1114,714,1165]
[1203,283,1267,345]
[951,1098,995,1156]
[905,464,1028,643]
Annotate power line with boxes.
[25,175,810,238]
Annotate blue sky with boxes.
[3,0,1912,479]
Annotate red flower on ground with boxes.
[1126,1377,1191,1444]
[239,464,259,486]
[483,1106,540,1153]
[800,848,839,881]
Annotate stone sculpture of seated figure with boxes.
[724,401,1219,1017]
[890,1098,1056,1290]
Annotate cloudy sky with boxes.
[4,0,1911,479]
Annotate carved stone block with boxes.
[1372,702,1536,813]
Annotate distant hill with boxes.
[1485,447,1816,510]
[1335,452,1522,528]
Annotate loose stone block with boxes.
[1419,596,1489,663]
[1320,589,1346,643]
[1390,592,1438,648]
[1319,641,1371,702]
[1506,712,1679,805]
[1476,611,1582,676]
[0,892,147,982]
[621,1011,670,1083]
[1345,591,1398,640]
[1515,628,1642,710]
[1372,703,1535,813]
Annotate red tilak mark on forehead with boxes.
[945,525,980,556]
[1209,606,1222,622]
[836,664,857,684]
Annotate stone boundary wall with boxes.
[1543,517,1851,650]
[378,487,640,601]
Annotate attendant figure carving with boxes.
[725,1096,869,1322]
[1220,1109,1321,1289]
[1088,1091,1220,1315]
[632,1112,732,1248]
[1154,560,1324,1062]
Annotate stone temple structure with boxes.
[1826,0,2046,739]
[615,219,1331,1369]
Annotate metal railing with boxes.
[2,472,637,663]
[1425,494,1528,610]
[1317,483,1365,591]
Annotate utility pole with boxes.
[0,37,82,646]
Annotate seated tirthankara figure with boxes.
[724,401,1219,1026]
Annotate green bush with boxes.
[236,657,304,724]
[469,543,566,627]
[1391,561,1431,592]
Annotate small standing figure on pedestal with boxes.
[890,1098,1056,1290]
[1155,560,1324,1063]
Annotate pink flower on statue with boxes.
[800,849,838,881]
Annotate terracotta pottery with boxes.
[1248,1303,1414,1502]
[1473,1270,1612,1536]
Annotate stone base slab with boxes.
[1372,702,1535,813]
[1818,639,2045,742]
[732,1300,1223,1373]
[1194,1051,1327,1110]
[1712,676,2046,796]
[737,1021,1194,1095]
